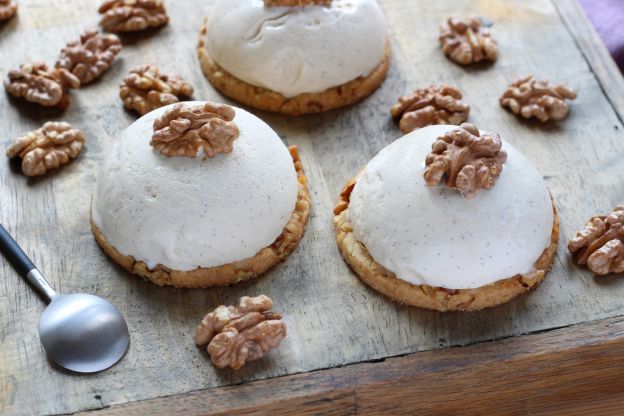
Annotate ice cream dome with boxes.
[91,101,310,288]
[197,0,390,115]
[333,123,559,311]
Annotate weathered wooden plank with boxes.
[0,0,622,415]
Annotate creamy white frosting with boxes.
[347,125,554,289]
[204,0,388,98]
[91,102,299,271]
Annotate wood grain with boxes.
[0,0,623,415]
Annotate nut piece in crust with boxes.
[6,122,85,176]
[0,0,17,20]
[391,84,470,133]
[56,30,122,85]
[120,65,194,116]
[568,205,624,275]
[263,0,331,6]
[4,63,80,110]
[500,75,577,122]
[151,102,239,158]
[195,295,287,370]
[98,0,168,32]
[423,123,507,198]
[439,17,498,65]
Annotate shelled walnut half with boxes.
[439,17,498,65]
[195,295,287,370]
[4,63,80,110]
[391,84,470,133]
[6,122,85,176]
[500,75,577,122]
[56,30,122,85]
[423,123,507,198]
[568,206,624,275]
[99,0,169,32]
[263,0,331,6]
[120,65,194,116]
[0,0,17,21]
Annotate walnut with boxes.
[500,75,577,122]
[151,102,239,159]
[55,30,122,85]
[195,295,286,370]
[263,0,331,6]
[423,123,507,198]
[6,122,85,176]
[391,84,470,133]
[4,63,80,110]
[98,0,168,32]
[0,0,17,21]
[568,205,624,275]
[119,65,193,116]
[439,17,498,65]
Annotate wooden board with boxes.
[0,0,623,414]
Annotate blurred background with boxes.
[580,0,624,71]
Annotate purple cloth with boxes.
[580,0,624,70]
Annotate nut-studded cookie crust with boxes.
[197,18,391,116]
[91,146,311,288]
[333,177,559,312]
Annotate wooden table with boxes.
[1,0,623,414]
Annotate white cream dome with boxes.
[91,102,299,271]
[203,0,388,98]
[347,125,554,289]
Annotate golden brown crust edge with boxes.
[91,146,311,288]
[197,18,391,116]
[333,178,560,312]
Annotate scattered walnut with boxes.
[4,63,80,110]
[0,0,17,20]
[500,75,577,122]
[55,30,122,85]
[99,0,168,32]
[195,295,286,370]
[6,122,85,176]
[391,84,470,133]
[568,205,624,275]
[119,65,193,116]
[439,17,498,65]
[263,0,331,6]
[151,102,239,159]
[423,123,507,198]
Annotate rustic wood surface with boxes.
[0,0,622,415]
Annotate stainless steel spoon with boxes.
[0,224,129,373]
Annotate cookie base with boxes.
[333,178,560,312]
[92,146,311,288]
[197,18,391,116]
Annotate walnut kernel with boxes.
[0,0,17,20]
[195,295,286,370]
[391,84,470,133]
[6,122,85,176]
[4,63,80,110]
[99,0,168,32]
[568,206,624,275]
[423,123,507,198]
[439,17,498,65]
[500,75,577,122]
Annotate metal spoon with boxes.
[0,224,129,373]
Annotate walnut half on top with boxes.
[0,0,17,21]
[391,84,470,133]
[423,123,507,198]
[195,295,287,370]
[500,75,577,122]
[439,17,498,65]
[99,0,169,32]
[568,206,624,276]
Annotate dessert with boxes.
[91,101,311,288]
[439,17,498,65]
[500,75,577,122]
[391,84,470,133]
[334,123,559,311]
[568,205,624,275]
[195,295,286,369]
[197,0,390,115]
[0,0,17,21]
[98,0,168,33]
[6,122,85,177]
[119,65,194,116]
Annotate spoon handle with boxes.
[0,224,57,302]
